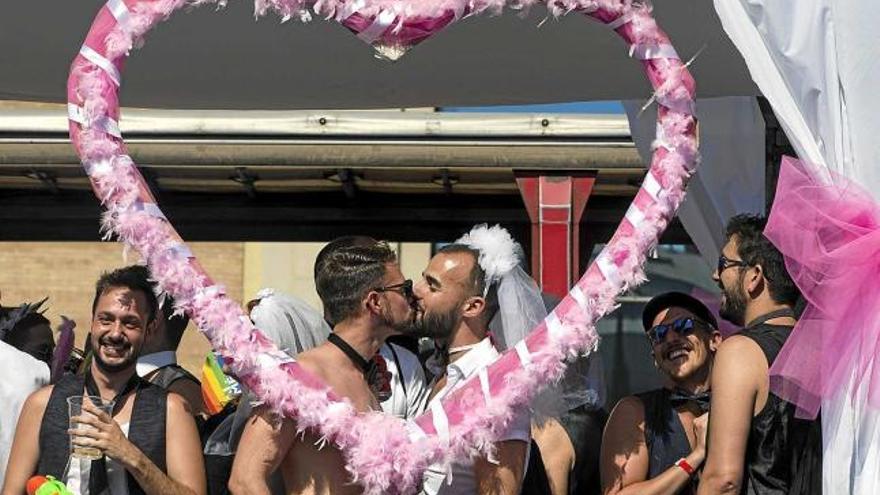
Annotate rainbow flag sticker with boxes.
[201,352,241,416]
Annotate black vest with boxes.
[739,324,822,495]
[635,388,697,495]
[37,374,168,495]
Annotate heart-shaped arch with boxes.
[67,1,698,493]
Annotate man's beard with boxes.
[380,304,419,335]
[719,276,748,326]
[91,335,137,374]
[409,306,460,341]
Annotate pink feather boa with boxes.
[67,1,697,493]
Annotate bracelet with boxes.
[675,457,695,476]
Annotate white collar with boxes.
[446,337,497,383]
[427,338,498,408]
[136,351,177,377]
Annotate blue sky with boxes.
[443,100,624,114]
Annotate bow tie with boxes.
[669,389,711,413]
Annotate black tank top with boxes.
[739,324,792,494]
[635,388,697,495]
[739,324,822,495]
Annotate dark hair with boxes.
[315,241,397,325]
[159,295,189,349]
[642,291,718,331]
[314,236,378,280]
[2,310,55,366]
[436,244,499,323]
[91,265,159,323]
[725,213,800,306]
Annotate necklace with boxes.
[447,343,480,355]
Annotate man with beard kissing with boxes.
[2,266,205,495]
[229,240,418,495]
[600,292,719,495]
[412,230,531,495]
[698,214,820,495]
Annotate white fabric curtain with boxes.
[624,96,766,268]
[713,1,880,493]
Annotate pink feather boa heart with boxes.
[67,1,697,493]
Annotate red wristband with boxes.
[675,458,695,476]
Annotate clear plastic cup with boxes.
[67,395,115,460]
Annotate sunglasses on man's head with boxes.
[374,279,414,301]
[646,317,708,345]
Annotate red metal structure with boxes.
[516,171,596,298]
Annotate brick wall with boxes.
[0,242,244,374]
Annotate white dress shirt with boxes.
[379,343,429,420]
[419,338,531,495]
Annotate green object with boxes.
[34,476,73,495]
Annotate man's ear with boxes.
[364,290,382,316]
[145,318,159,338]
[709,330,723,352]
[461,296,486,320]
[746,264,765,296]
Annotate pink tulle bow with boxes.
[766,156,880,419]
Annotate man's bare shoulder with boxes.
[295,344,325,362]
[609,396,646,423]
[714,334,768,387]
[717,335,766,364]
[603,395,648,444]
[13,384,53,433]
[25,384,54,411]
[295,344,333,378]
[296,343,376,412]
[165,391,193,416]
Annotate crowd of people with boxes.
[0,216,821,495]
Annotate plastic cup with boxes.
[67,395,114,460]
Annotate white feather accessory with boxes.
[455,224,522,290]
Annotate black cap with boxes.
[642,292,718,331]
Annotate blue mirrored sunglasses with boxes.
[646,317,704,345]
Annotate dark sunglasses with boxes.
[717,254,747,275]
[647,317,708,345]
[374,279,414,300]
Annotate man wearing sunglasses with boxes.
[600,292,721,495]
[309,236,428,422]
[698,214,820,495]
[230,239,420,495]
